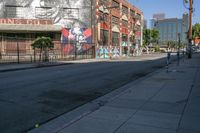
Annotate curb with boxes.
[0,63,73,73]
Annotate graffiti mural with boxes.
[96,46,120,58]
[110,47,120,58]
[0,0,92,27]
[61,27,92,55]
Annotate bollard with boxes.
[177,51,180,66]
[166,52,171,73]
[182,51,185,62]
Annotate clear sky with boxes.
[129,0,200,27]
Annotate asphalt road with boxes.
[0,55,177,133]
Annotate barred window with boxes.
[136,13,141,20]
[112,0,120,10]
[112,32,119,46]
[99,12,109,23]
[122,6,128,15]
[100,30,109,45]
[122,20,128,27]
[99,0,107,6]
[112,16,119,25]
[130,10,135,18]
[130,22,133,29]
[5,5,28,18]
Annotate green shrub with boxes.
[154,45,160,52]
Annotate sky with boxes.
[129,0,200,27]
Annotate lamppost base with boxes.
[188,53,192,59]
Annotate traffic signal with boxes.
[185,0,189,3]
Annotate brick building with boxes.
[0,0,143,62]
[95,0,143,58]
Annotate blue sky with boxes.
[129,0,200,27]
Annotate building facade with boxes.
[143,19,147,29]
[0,0,143,61]
[154,13,189,47]
[153,13,165,20]
[150,13,165,29]
[0,0,93,60]
[95,0,143,58]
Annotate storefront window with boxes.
[112,32,119,46]
[100,30,109,45]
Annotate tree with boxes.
[143,29,159,53]
[31,37,54,62]
[143,29,151,46]
[192,23,200,39]
[151,29,159,44]
[143,29,159,45]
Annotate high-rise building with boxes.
[143,19,147,29]
[155,13,189,47]
[153,13,165,20]
[150,13,165,29]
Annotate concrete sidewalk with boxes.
[27,53,200,133]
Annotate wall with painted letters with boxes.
[0,0,92,28]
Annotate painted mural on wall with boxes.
[61,27,92,55]
[0,0,92,28]
[96,46,120,59]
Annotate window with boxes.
[112,0,120,10]
[122,20,128,27]
[122,6,128,15]
[173,23,177,40]
[112,16,119,25]
[35,7,52,19]
[5,5,29,18]
[122,34,128,42]
[130,10,135,18]
[99,0,107,6]
[62,8,79,19]
[178,21,182,34]
[100,30,109,45]
[168,22,172,40]
[112,32,119,46]
[136,13,141,21]
[99,12,109,23]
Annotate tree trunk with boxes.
[39,48,42,62]
[44,48,49,62]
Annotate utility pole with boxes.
[188,0,193,58]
